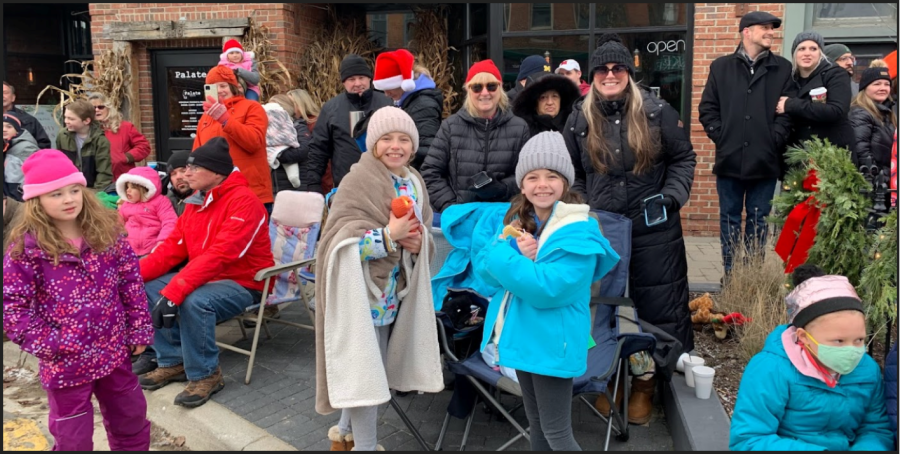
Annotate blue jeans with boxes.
[716,176,777,273]
[144,274,256,381]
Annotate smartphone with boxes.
[472,171,493,189]
[643,194,667,227]
[203,84,218,102]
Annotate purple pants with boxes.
[45,357,150,451]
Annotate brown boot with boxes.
[593,374,625,416]
[627,375,656,425]
[138,364,187,391]
[328,426,355,451]
[174,367,225,408]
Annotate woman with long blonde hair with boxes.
[420,60,529,212]
[849,60,896,170]
[563,33,696,425]
[286,89,331,193]
[88,93,151,180]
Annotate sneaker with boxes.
[139,364,187,391]
[132,355,158,376]
[174,367,225,408]
[242,306,281,328]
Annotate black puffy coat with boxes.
[563,90,697,352]
[512,73,580,137]
[421,107,530,212]
[784,62,857,164]
[305,89,392,192]
[698,48,796,181]
[10,107,51,149]
[271,118,313,195]
[401,87,443,170]
[849,101,896,169]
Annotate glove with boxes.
[204,96,230,125]
[471,179,507,201]
[660,194,677,211]
[151,296,178,329]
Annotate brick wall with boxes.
[685,3,785,236]
[88,3,326,161]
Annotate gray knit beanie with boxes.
[365,106,420,156]
[792,31,825,57]
[823,43,852,63]
[589,33,635,80]
[515,131,575,188]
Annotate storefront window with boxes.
[367,12,415,49]
[503,3,590,32]
[618,31,687,115]
[502,35,590,88]
[813,3,898,25]
[166,67,208,138]
[595,3,686,28]
[470,3,488,37]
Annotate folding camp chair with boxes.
[215,191,324,384]
[432,209,656,451]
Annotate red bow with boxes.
[775,170,822,273]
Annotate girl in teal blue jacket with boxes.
[730,265,894,451]
[474,132,619,451]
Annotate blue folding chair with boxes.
[433,209,656,451]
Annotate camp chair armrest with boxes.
[254,258,316,282]
[591,296,634,308]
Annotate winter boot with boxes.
[627,375,656,425]
[174,367,225,408]
[328,426,354,451]
[593,373,625,417]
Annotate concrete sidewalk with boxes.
[685,236,724,291]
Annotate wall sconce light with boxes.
[633,49,641,72]
[27,67,35,86]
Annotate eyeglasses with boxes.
[469,82,499,93]
[185,164,202,173]
[94,105,106,110]
[595,65,629,77]
[836,55,856,64]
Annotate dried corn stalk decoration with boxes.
[295,6,380,108]
[242,18,293,103]
[408,6,459,119]
[34,47,133,126]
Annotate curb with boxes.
[3,342,296,452]
[661,362,731,451]
[688,282,722,293]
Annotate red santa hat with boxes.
[221,39,244,60]
[373,49,417,92]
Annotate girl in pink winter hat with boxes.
[4,149,154,451]
[115,166,178,257]
[218,38,261,101]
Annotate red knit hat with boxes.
[22,149,87,201]
[465,59,502,84]
[205,65,239,86]
[373,49,416,92]
[221,39,244,60]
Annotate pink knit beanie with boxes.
[21,149,87,201]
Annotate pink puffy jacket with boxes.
[116,167,178,256]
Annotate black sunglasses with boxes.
[469,82,499,93]
[94,105,106,110]
[595,65,629,77]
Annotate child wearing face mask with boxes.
[729,264,894,451]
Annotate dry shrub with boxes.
[408,6,460,118]
[34,47,133,125]
[295,7,380,109]
[242,18,292,103]
[717,239,788,363]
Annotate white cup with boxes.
[692,366,716,399]
[683,356,705,388]
[675,352,691,373]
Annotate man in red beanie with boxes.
[192,65,273,211]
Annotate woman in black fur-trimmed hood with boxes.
[513,72,581,137]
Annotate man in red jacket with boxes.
[136,137,273,408]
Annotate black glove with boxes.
[151,296,178,329]
[471,179,507,201]
[660,194,677,211]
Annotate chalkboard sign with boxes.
[17,105,62,148]
[167,67,209,139]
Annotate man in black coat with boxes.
[698,11,797,280]
[3,81,51,149]
[305,54,392,192]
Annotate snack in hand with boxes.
[502,224,523,239]
[391,195,414,217]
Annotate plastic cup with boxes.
[683,356,705,388]
[692,366,716,399]
[675,352,691,373]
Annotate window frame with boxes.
[530,3,553,31]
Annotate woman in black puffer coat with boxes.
[849,64,897,170]
[512,72,580,137]
[421,60,530,212]
[777,32,857,165]
[564,34,697,354]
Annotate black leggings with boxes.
[517,371,581,451]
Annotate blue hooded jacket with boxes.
[474,202,619,379]
[729,324,894,451]
[885,343,897,447]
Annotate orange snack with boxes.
[502,224,523,239]
[391,196,414,217]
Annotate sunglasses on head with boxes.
[469,82,499,93]
[595,65,629,77]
